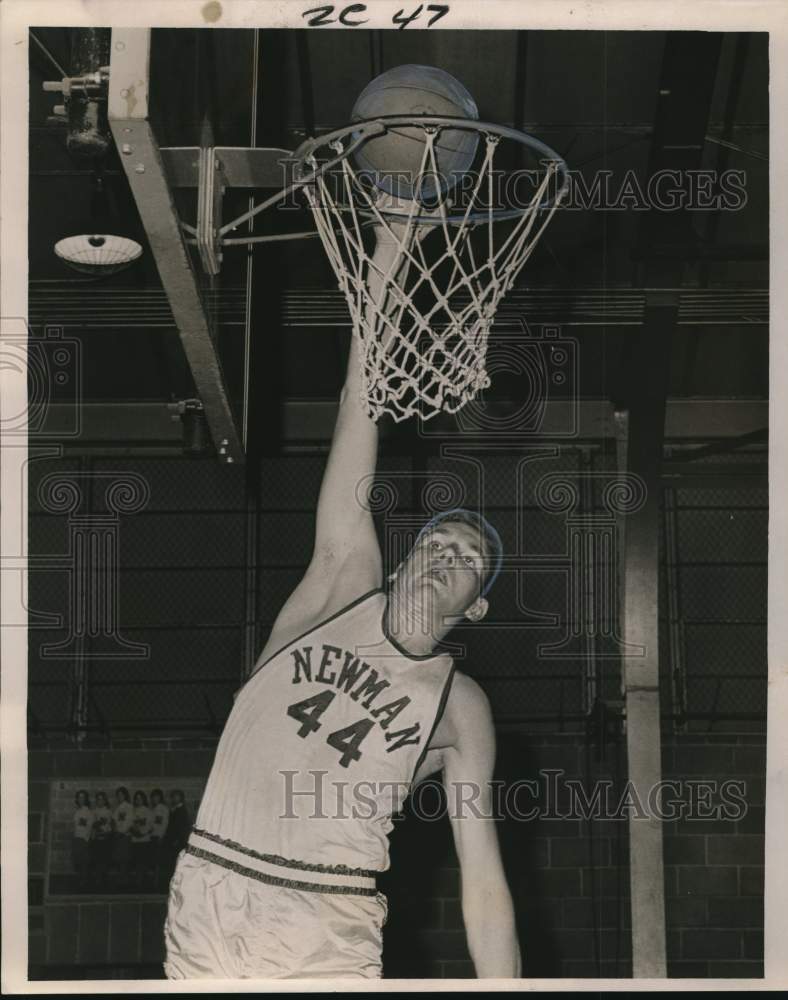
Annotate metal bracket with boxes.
[161,146,294,190]
[196,149,225,277]
[159,145,308,267]
[43,66,110,99]
[43,62,113,158]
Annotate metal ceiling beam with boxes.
[281,398,769,444]
[107,28,243,465]
[663,399,766,438]
[660,464,767,487]
[26,285,770,330]
[630,244,767,261]
[40,399,768,449]
[44,402,180,442]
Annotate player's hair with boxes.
[95,791,109,807]
[150,788,164,804]
[170,789,185,805]
[133,790,149,807]
[416,508,503,595]
[74,789,90,807]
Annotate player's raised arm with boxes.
[309,223,414,590]
[253,231,408,662]
[309,314,382,588]
[311,218,416,577]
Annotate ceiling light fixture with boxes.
[54,234,142,277]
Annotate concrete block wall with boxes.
[28,731,765,979]
[380,732,764,978]
[661,735,765,978]
[28,738,215,978]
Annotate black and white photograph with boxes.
[1,0,787,990]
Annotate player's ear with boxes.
[464,596,488,622]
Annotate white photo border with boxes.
[2,0,786,992]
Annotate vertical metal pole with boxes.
[242,30,261,679]
[71,458,90,741]
[241,477,260,680]
[616,293,675,978]
[613,27,722,972]
[242,28,260,452]
[614,408,631,733]
[663,487,686,729]
[243,485,259,680]
[624,692,667,977]
[624,520,667,981]
[580,448,598,711]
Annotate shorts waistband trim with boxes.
[186,830,379,895]
[191,827,380,878]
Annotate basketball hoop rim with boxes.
[291,115,570,223]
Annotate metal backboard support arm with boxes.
[107,28,243,464]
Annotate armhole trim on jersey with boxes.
[237,587,384,696]
[409,663,456,787]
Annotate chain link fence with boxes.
[27,448,766,737]
[27,456,248,735]
[660,483,767,732]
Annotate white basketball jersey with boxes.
[195,589,455,873]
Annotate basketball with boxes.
[350,64,479,202]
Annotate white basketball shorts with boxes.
[163,849,388,980]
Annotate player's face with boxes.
[406,522,486,617]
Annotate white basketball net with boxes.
[302,127,564,422]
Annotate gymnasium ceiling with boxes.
[27,28,769,452]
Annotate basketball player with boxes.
[164,223,520,980]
